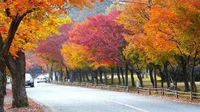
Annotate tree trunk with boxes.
[65,67,69,82]
[180,56,190,91]
[85,72,90,82]
[0,13,33,110]
[99,68,103,83]
[163,62,170,88]
[0,13,31,111]
[111,67,114,85]
[91,71,94,84]
[0,58,7,112]
[174,74,178,89]
[55,71,58,82]
[7,52,28,108]
[95,70,98,84]
[116,67,121,85]
[60,67,64,82]
[130,68,135,87]
[69,70,72,82]
[82,71,86,82]
[154,68,157,88]
[74,71,78,82]
[125,64,128,86]
[77,70,82,82]
[158,68,164,88]
[136,72,143,87]
[104,69,108,85]
[120,67,125,85]
[149,68,154,87]
[191,51,198,92]
[49,65,53,82]
[182,66,190,91]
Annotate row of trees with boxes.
[32,0,199,96]
[0,0,100,111]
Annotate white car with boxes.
[37,75,47,83]
[7,76,11,84]
[43,73,50,82]
[25,73,34,87]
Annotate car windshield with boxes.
[26,74,32,79]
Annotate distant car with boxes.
[25,73,34,87]
[43,73,50,82]
[37,75,47,83]
[7,76,11,84]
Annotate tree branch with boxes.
[2,8,36,56]
[5,8,12,18]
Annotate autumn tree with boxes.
[123,34,148,87]
[35,24,72,82]
[69,10,126,85]
[116,1,151,87]
[144,0,200,91]
[61,43,92,82]
[0,0,100,111]
[118,0,200,91]
[61,43,91,70]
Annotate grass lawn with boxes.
[97,74,200,92]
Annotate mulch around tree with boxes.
[4,89,44,112]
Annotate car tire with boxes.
[30,85,34,87]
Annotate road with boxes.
[26,83,200,112]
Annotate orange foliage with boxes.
[61,43,92,69]
[0,0,100,57]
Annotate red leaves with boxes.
[69,10,126,66]
[35,24,71,63]
[0,27,7,33]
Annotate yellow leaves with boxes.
[179,0,200,13]
[0,0,100,59]
[2,0,31,17]
[116,3,148,34]
[105,3,124,14]
[61,43,91,69]
[120,0,200,65]
[0,0,99,20]
[119,0,180,64]
[43,15,71,35]
[8,15,71,57]
[90,62,109,70]
[140,0,200,62]
[0,13,10,34]
[67,0,95,9]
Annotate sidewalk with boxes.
[4,89,44,112]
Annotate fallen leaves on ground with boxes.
[4,89,44,112]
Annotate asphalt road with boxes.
[26,83,200,112]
